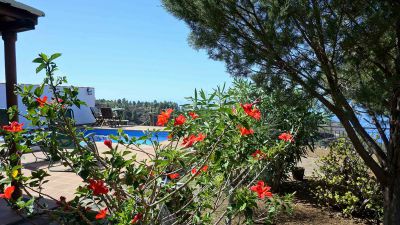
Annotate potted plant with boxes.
[292,166,305,181]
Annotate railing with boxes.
[316,123,387,150]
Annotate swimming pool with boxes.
[0,129,168,145]
[83,128,169,145]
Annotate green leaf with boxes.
[32,57,43,63]
[0,177,11,184]
[34,85,44,97]
[200,89,206,100]
[39,53,48,62]
[49,53,62,62]
[208,92,217,102]
[36,63,46,74]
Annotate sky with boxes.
[0,1,232,104]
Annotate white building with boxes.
[0,83,96,127]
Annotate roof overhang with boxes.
[0,0,44,33]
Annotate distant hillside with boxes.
[96,99,179,125]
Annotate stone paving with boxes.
[0,126,159,225]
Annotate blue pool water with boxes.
[83,129,169,145]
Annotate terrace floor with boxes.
[0,125,162,225]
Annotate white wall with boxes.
[0,83,96,127]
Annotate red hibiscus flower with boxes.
[0,186,15,200]
[250,181,273,199]
[36,96,48,107]
[250,109,261,120]
[182,133,206,148]
[3,121,24,133]
[191,165,208,176]
[104,140,112,149]
[168,173,180,179]
[241,103,253,112]
[165,108,173,117]
[156,108,174,126]
[278,132,294,142]
[174,114,186,126]
[196,133,206,142]
[95,208,107,220]
[239,126,254,136]
[191,168,197,175]
[183,135,196,148]
[88,179,109,196]
[188,112,199,119]
[157,115,168,126]
[251,150,266,160]
[131,213,143,224]
[241,103,261,120]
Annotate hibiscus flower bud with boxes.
[104,139,113,149]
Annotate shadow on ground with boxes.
[275,179,381,225]
[1,195,59,225]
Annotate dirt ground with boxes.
[274,148,377,225]
[277,180,372,225]
[277,201,369,225]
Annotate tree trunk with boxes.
[383,175,400,224]
[271,164,285,192]
[384,85,400,224]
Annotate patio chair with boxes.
[90,107,104,126]
[113,109,129,126]
[100,107,118,127]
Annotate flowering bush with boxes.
[226,79,326,190]
[314,139,383,222]
[0,53,295,224]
